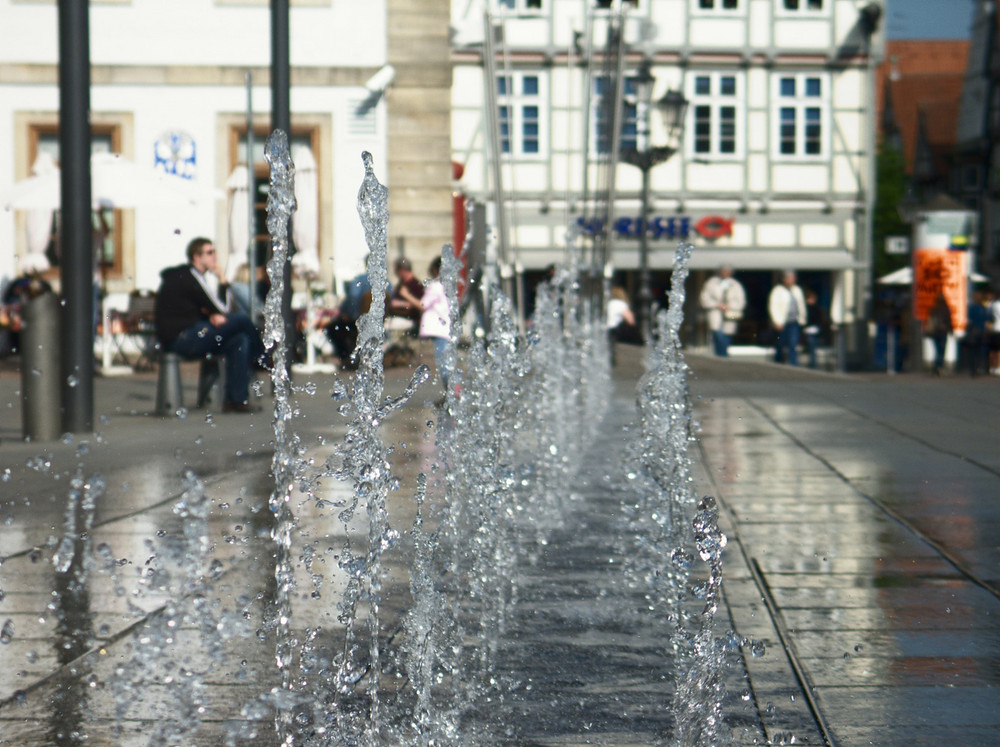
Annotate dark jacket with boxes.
[154,264,225,346]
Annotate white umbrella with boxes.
[877,267,990,285]
[2,152,220,211]
[291,144,320,278]
[288,145,334,373]
[23,152,57,272]
[225,165,251,283]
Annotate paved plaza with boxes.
[0,348,998,745]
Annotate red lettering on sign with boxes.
[693,215,734,240]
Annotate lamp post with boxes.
[619,61,688,342]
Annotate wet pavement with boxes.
[687,353,1000,746]
[0,348,998,745]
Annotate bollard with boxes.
[156,352,185,416]
[21,293,62,441]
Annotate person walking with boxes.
[154,237,265,412]
[699,265,745,357]
[964,290,990,376]
[988,290,1000,376]
[768,270,806,366]
[803,288,830,370]
[924,293,952,376]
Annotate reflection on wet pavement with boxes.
[689,353,1000,745]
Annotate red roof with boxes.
[876,41,969,174]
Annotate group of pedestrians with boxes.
[962,288,1000,376]
[322,255,453,391]
[152,238,456,411]
[700,266,828,368]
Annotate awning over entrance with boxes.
[618,246,866,271]
[502,247,865,272]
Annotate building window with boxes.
[596,0,639,7]
[697,0,738,9]
[26,123,124,282]
[595,76,638,154]
[689,73,740,157]
[497,73,545,156]
[781,0,823,10]
[497,0,543,12]
[774,74,826,157]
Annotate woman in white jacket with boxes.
[768,270,807,365]
[699,265,746,357]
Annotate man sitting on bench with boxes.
[154,237,265,413]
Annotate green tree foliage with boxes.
[872,139,910,279]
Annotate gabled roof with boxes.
[877,41,969,175]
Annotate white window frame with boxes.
[592,75,640,156]
[495,0,544,15]
[772,73,828,160]
[595,0,639,9]
[687,71,743,159]
[776,0,827,15]
[691,0,742,14]
[497,72,546,158]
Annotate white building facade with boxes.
[452,0,884,352]
[0,0,399,298]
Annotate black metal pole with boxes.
[637,165,652,343]
[271,0,291,139]
[271,0,295,370]
[58,0,94,433]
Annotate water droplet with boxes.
[66,375,79,388]
[1,619,14,644]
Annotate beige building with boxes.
[0,0,452,300]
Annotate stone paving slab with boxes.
[2,349,999,744]
[687,352,1000,747]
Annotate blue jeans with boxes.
[804,331,819,369]
[711,329,731,357]
[432,335,451,389]
[168,312,263,404]
[775,322,801,366]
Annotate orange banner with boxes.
[912,249,968,331]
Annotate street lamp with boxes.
[619,60,688,343]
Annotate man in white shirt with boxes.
[768,270,807,366]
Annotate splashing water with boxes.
[0,146,757,746]
[111,468,238,745]
[261,129,307,745]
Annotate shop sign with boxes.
[153,131,197,179]
[575,214,734,240]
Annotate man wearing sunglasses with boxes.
[154,237,265,413]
